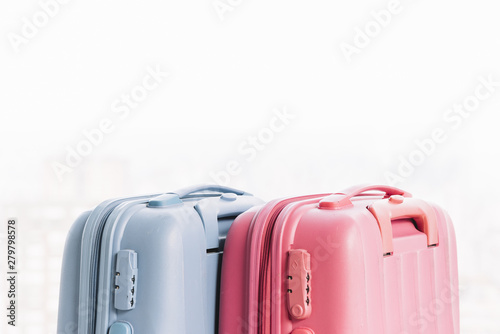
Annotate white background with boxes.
[1,0,499,333]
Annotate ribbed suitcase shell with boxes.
[219,185,459,334]
[57,185,263,334]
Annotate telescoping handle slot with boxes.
[368,195,439,256]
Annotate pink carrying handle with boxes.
[368,196,439,255]
[319,184,412,209]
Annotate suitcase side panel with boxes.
[383,204,459,334]
[281,207,386,334]
[431,205,460,332]
[285,201,459,334]
[57,211,91,334]
[108,205,207,333]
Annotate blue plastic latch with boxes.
[221,193,238,201]
[148,193,182,208]
[109,321,133,334]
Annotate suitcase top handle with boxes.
[173,184,251,198]
[319,185,438,255]
[318,184,412,210]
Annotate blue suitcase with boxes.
[57,185,263,334]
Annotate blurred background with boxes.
[1,0,499,333]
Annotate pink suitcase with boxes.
[219,185,459,334]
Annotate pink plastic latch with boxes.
[287,250,312,320]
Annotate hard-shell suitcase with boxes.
[219,185,459,334]
[57,185,263,334]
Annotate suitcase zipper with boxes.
[79,195,158,334]
[269,197,325,334]
[258,206,285,334]
[95,199,151,334]
[252,195,326,334]
[81,206,118,334]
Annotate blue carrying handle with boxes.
[173,184,251,198]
